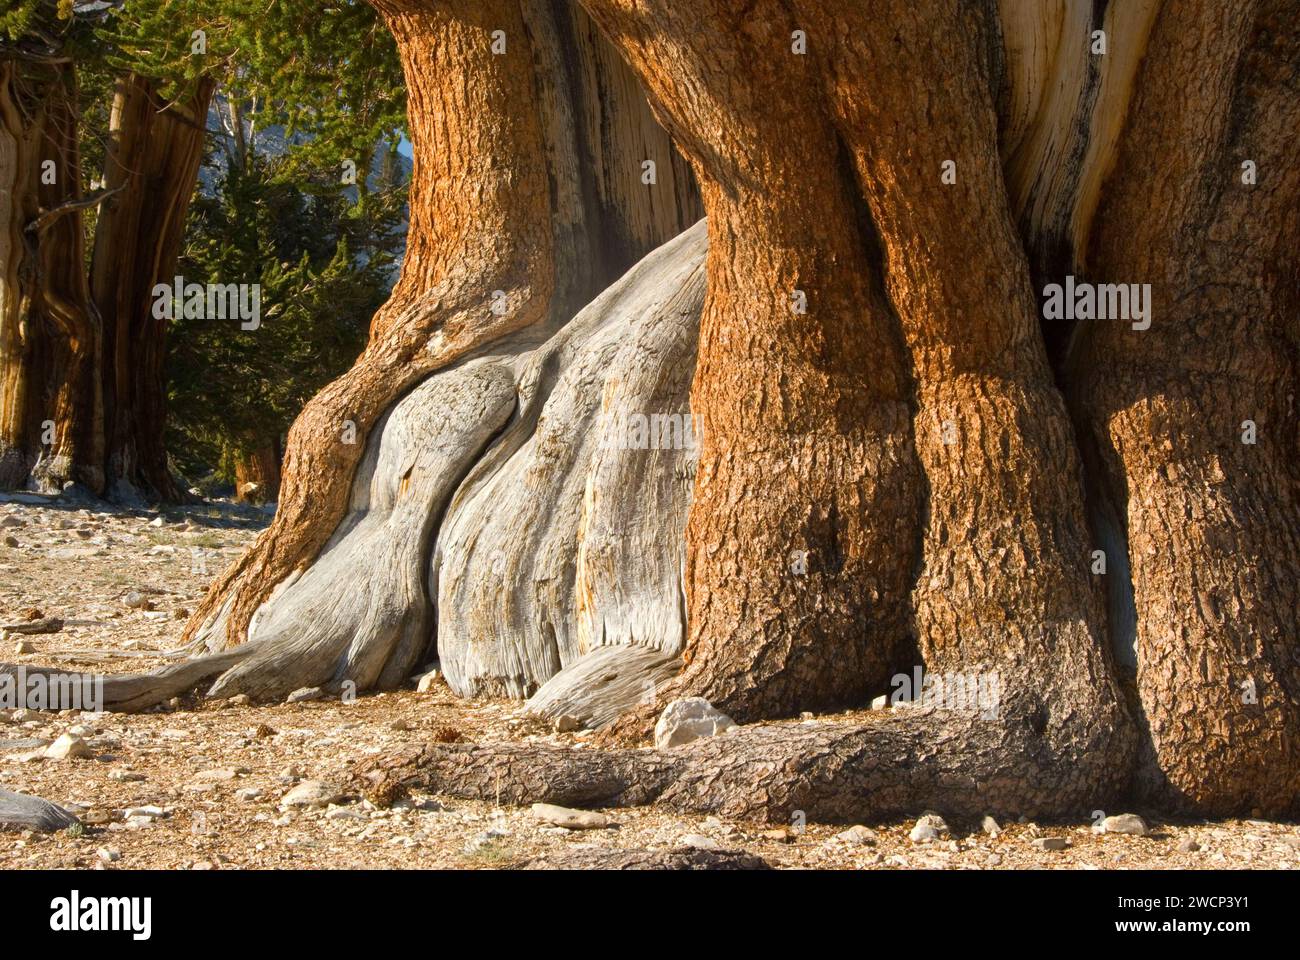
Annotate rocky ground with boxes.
[2,492,1297,870]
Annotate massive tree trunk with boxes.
[16,0,1299,822]
[0,49,213,501]
[1072,0,1300,815]
[0,57,102,493]
[89,74,214,503]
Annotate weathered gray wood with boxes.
[526,644,681,729]
[1,618,64,634]
[203,220,704,704]
[433,220,704,699]
[0,788,80,833]
[0,647,251,712]
[49,220,705,711]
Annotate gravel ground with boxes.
[2,493,1297,870]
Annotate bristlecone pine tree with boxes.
[1,3,212,499]
[10,0,1300,824]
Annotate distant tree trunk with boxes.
[232,439,281,504]
[0,58,102,494]
[89,74,214,502]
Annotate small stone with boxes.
[193,768,240,782]
[44,733,93,760]
[123,806,167,820]
[909,814,949,843]
[1177,838,1201,853]
[96,847,121,863]
[325,806,367,821]
[680,834,720,850]
[986,853,1003,866]
[234,788,263,802]
[286,686,324,704]
[149,516,165,527]
[763,828,795,843]
[553,714,582,733]
[121,591,153,611]
[108,770,145,783]
[389,718,413,732]
[13,639,35,654]
[280,780,343,809]
[834,825,877,846]
[1098,813,1148,836]
[1031,837,1069,851]
[653,697,737,750]
[228,694,252,707]
[3,535,18,548]
[870,694,888,709]
[981,815,1002,836]
[415,670,441,693]
[530,803,610,830]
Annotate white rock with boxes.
[909,814,950,843]
[286,686,324,704]
[529,803,610,830]
[981,815,1002,836]
[1097,813,1147,836]
[553,714,582,733]
[13,640,35,654]
[834,825,877,845]
[415,670,440,693]
[123,806,167,819]
[121,591,152,610]
[653,697,736,750]
[280,780,343,808]
[193,768,240,782]
[680,834,720,850]
[44,733,93,760]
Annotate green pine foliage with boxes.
[166,150,405,488]
[100,0,409,490]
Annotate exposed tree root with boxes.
[352,699,1127,824]
[0,648,252,713]
[521,847,770,870]
[0,224,705,714]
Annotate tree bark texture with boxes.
[38,0,1292,820]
